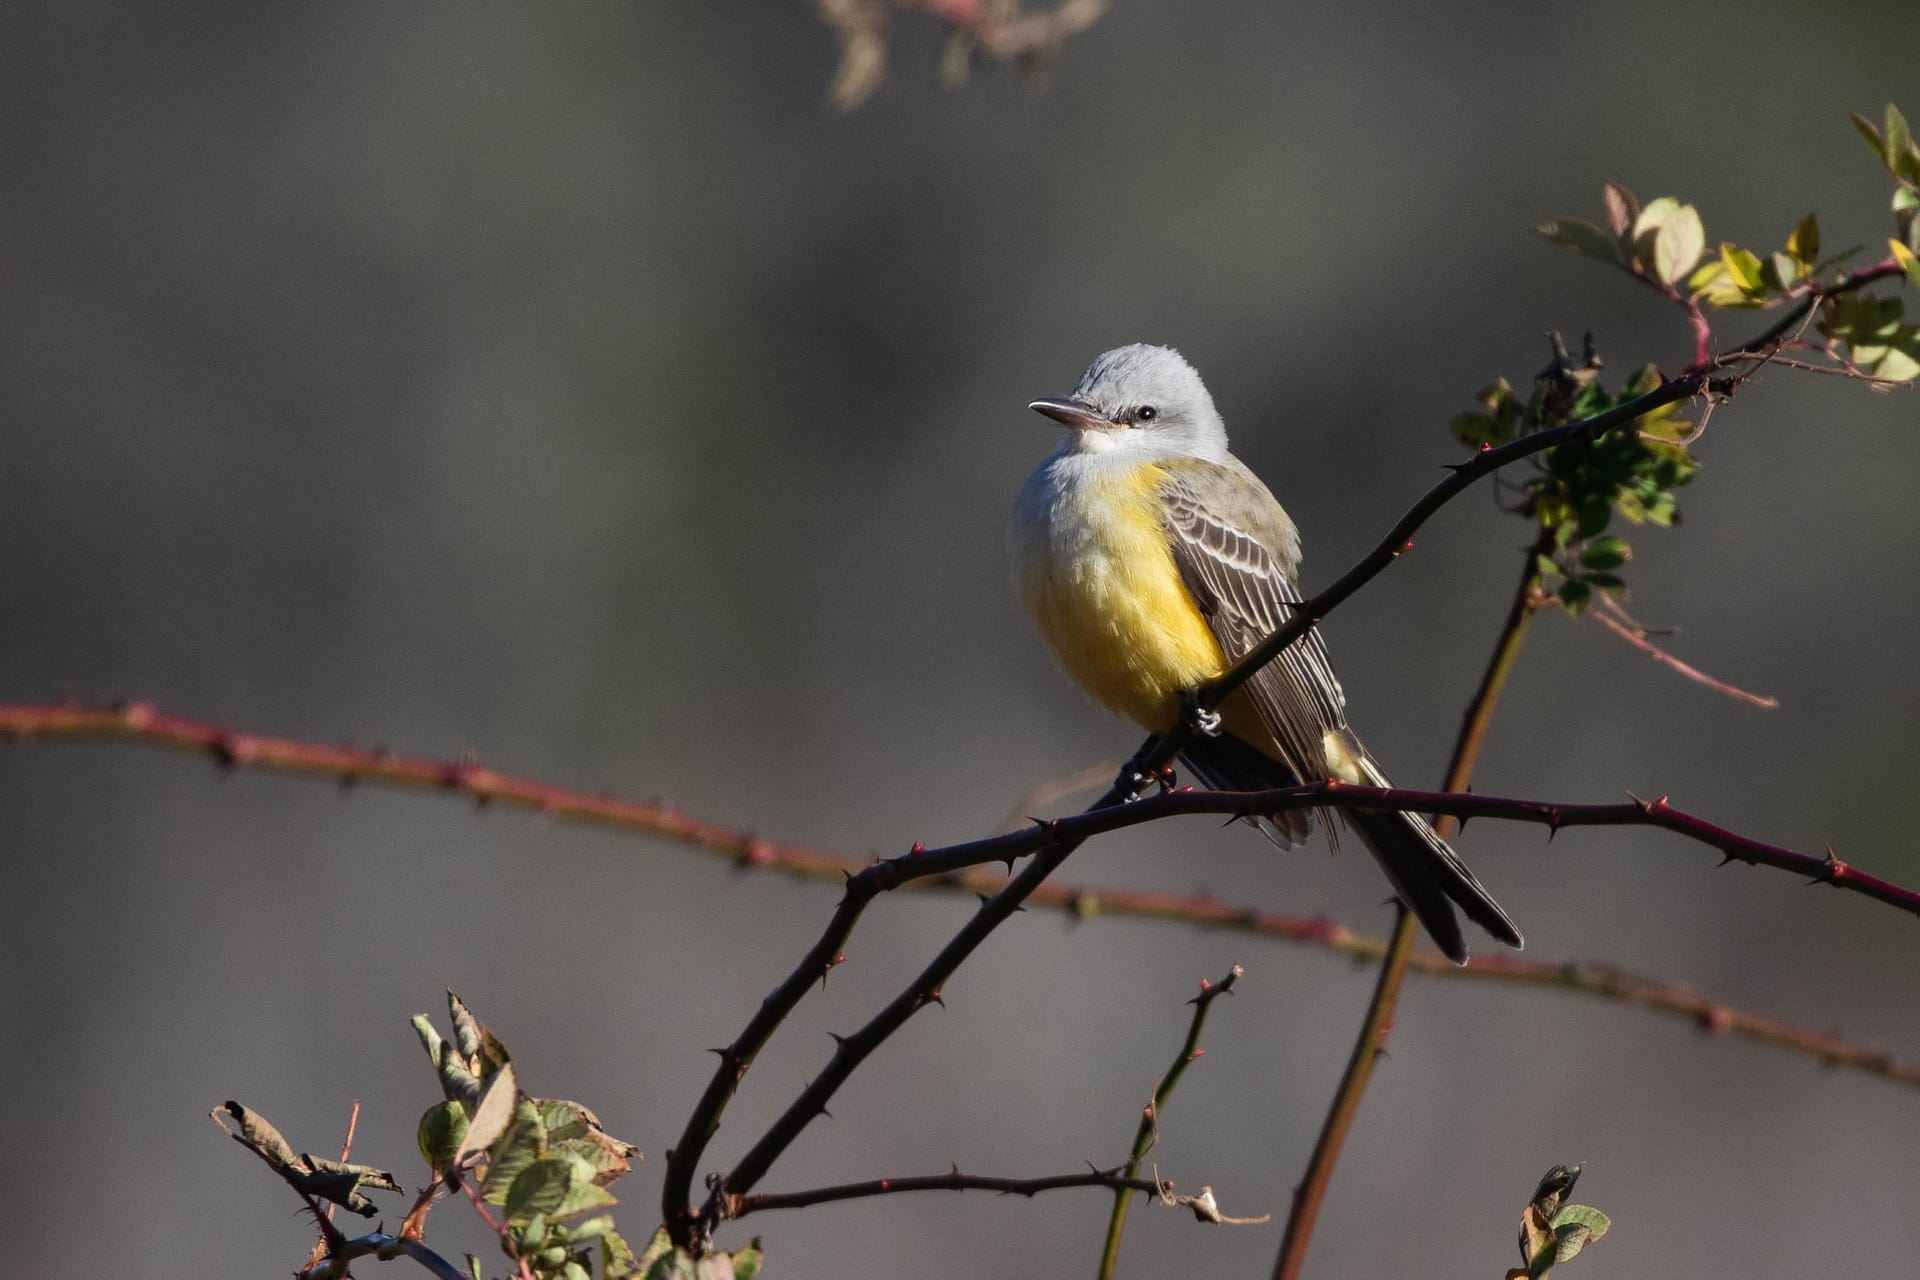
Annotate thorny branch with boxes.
[5,701,1911,1091]
[1099,965,1245,1278]
[727,1163,1266,1224]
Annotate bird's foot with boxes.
[1114,747,1178,801]
[1180,691,1223,738]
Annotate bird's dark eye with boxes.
[1136,405,1158,422]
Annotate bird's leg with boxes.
[1114,739,1178,801]
[1180,690,1223,738]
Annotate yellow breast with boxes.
[1014,460,1228,731]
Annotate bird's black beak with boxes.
[1028,397,1112,431]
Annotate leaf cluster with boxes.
[1506,1164,1611,1279]
[413,992,646,1280]
[1452,349,1696,614]
[1540,106,1920,381]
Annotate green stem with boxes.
[1097,965,1244,1279]
[1270,532,1550,1280]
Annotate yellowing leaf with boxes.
[1654,205,1706,285]
[1787,212,1819,265]
[1893,239,1920,291]
[1718,242,1764,293]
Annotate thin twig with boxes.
[1274,529,1549,1280]
[1098,966,1244,1278]
[1587,597,1779,709]
[727,1164,1259,1220]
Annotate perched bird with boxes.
[1009,343,1522,963]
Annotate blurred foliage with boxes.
[1461,103,1917,614]
[216,992,744,1280]
[1507,1165,1610,1279]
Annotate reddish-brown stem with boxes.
[11,699,1919,1093]
[1273,529,1548,1280]
[15,702,1909,919]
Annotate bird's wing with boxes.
[1157,461,1347,783]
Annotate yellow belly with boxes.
[1017,463,1228,731]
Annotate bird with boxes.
[1008,343,1522,963]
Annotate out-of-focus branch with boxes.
[11,702,1914,919]
[11,701,1918,1087]
[1587,594,1779,709]
[726,1163,1263,1223]
[813,0,1110,109]
[1098,965,1244,1278]
[1274,531,1548,1280]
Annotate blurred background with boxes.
[3,3,1917,1276]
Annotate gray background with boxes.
[3,4,1917,1276]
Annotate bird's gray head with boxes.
[1029,344,1230,462]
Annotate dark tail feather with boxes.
[1346,754,1524,964]
[1179,732,1314,850]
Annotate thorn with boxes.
[826,1031,847,1045]
[1189,1047,1206,1060]
[909,842,926,855]
[1478,441,1493,453]
[818,1105,832,1120]
[951,1161,962,1177]
[924,989,945,1010]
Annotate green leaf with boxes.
[1768,251,1800,291]
[1578,536,1630,571]
[1718,242,1764,293]
[1893,240,1920,292]
[418,1100,469,1175]
[1539,218,1621,264]
[1557,579,1592,613]
[456,1061,519,1167]
[415,1014,481,1108]
[1452,411,1508,449]
[731,1241,764,1280]
[601,1229,640,1279]
[1787,212,1819,265]
[1550,1204,1612,1263]
[1629,195,1679,271]
[1886,104,1914,180]
[635,1228,676,1273]
[505,1157,577,1226]
[1851,110,1887,164]
[481,1099,549,1205]
[1875,331,1920,383]
[1653,205,1705,285]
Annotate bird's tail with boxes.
[1180,732,1314,849]
[1343,750,1523,965]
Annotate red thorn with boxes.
[909,842,926,854]
[1478,441,1493,453]
[1190,1048,1206,1060]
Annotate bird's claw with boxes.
[1181,692,1223,738]
[1115,756,1178,801]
